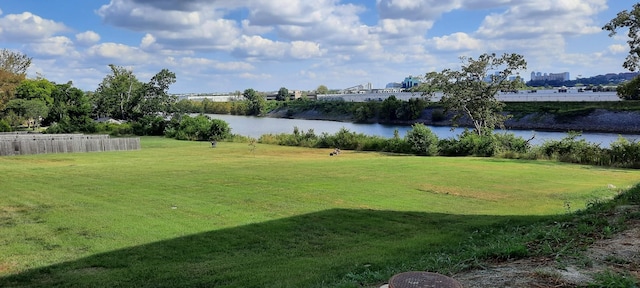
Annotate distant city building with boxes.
[341,83,372,94]
[402,76,421,89]
[483,72,500,82]
[531,71,570,82]
[386,82,402,89]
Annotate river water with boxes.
[206,114,640,148]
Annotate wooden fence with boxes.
[0,134,140,156]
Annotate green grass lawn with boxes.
[1,137,639,287]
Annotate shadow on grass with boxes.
[0,209,552,288]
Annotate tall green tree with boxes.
[617,76,640,100]
[422,53,527,135]
[138,69,177,118]
[46,82,93,132]
[276,87,289,101]
[11,77,55,129]
[603,3,640,100]
[603,3,640,71]
[94,64,142,120]
[398,98,428,121]
[5,98,48,129]
[380,95,401,121]
[316,85,329,95]
[93,65,177,120]
[14,78,55,106]
[0,49,32,111]
[243,88,266,116]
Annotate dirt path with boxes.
[453,213,640,287]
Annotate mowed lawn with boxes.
[1,137,639,287]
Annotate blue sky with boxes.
[0,0,634,93]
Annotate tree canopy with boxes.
[94,64,142,120]
[316,85,329,95]
[617,75,640,100]
[5,98,48,129]
[603,3,640,71]
[0,49,31,76]
[45,82,93,133]
[0,49,32,111]
[421,53,527,135]
[15,78,55,106]
[93,65,177,121]
[243,88,266,116]
[276,87,289,101]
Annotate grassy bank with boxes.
[1,137,639,287]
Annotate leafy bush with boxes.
[616,76,640,100]
[259,127,318,147]
[317,128,362,150]
[536,132,605,165]
[45,122,71,134]
[493,132,531,156]
[164,114,231,141]
[438,130,493,156]
[355,136,390,152]
[258,127,412,154]
[383,129,411,153]
[607,137,640,168]
[209,118,231,141]
[131,115,167,136]
[405,123,438,156]
[463,133,496,157]
[397,98,428,121]
[44,116,96,134]
[380,95,402,121]
[0,119,12,132]
[353,103,377,122]
[437,131,530,157]
[229,101,248,115]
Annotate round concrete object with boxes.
[388,271,462,288]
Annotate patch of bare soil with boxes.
[0,262,18,274]
[453,208,640,288]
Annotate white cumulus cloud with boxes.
[475,0,607,39]
[608,44,626,54]
[86,43,150,64]
[76,31,101,46]
[432,32,482,51]
[233,35,288,59]
[0,12,67,42]
[30,36,76,57]
[290,41,324,59]
[377,0,461,21]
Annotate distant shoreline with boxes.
[266,107,640,134]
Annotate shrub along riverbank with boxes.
[258,124,640,169]
[1,138,639,287]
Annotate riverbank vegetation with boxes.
[257,124,640,168]
[1,138,640,287]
